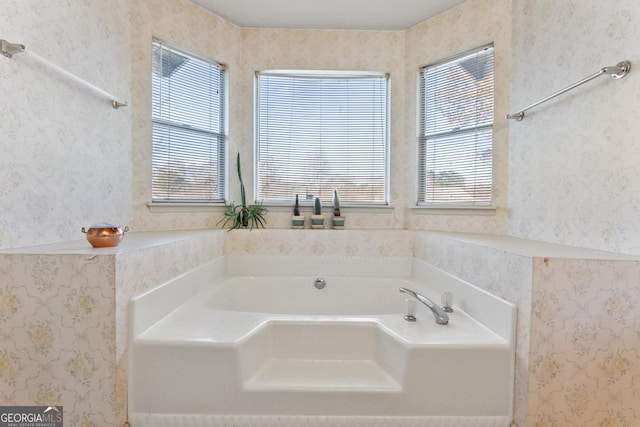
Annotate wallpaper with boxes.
[2,229,639,426]
[225,229,414,257]
[130,0,513,234]
[6,0,640,258]
[508,0,640,255]
[0,0,132,251]
[416,231,640,427]
[130,0,242,233]
[237,28,406,230]
[528,258,640,426]
[0,253,118,426]
[404,0,512,235]
[2,0,514,248]
[0,230,226,426]
[3,1,640,427]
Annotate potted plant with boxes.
[291,194,305,229]
[332,189,346,229]
[218,153,267,230]
[311,197,324,229]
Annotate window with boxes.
[151,39,226,203]
[256,71,389,205]
[418,45,494,207]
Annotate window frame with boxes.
[254,69,391,207]
[149,38,228,206]
[417,44,495,209]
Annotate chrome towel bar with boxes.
[1,39,128,109]
[506,60,630,121]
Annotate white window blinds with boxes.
[418,45,494,206]
[256,71,389,205]
[151,40,226,203]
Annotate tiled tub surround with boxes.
[2,229,639,427]
[129,255,516,427]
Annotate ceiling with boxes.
[189,0,469,31]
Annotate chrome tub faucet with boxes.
[399,287,449,325]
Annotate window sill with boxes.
[147,202,228,213]
[410,205,496,216]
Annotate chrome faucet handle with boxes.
[404,298,417,322]
[441,291,454,313]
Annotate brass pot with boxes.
[81,223,129,248]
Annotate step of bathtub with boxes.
[244,359,402,391]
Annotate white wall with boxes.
[1,0,132,250]
[508,0,640,254]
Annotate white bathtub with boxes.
[129,256,516,427]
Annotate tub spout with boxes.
[399,288,449,325]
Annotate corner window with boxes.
[151,39,227,203]
[255,71,390,205]
[418,45,494,207]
